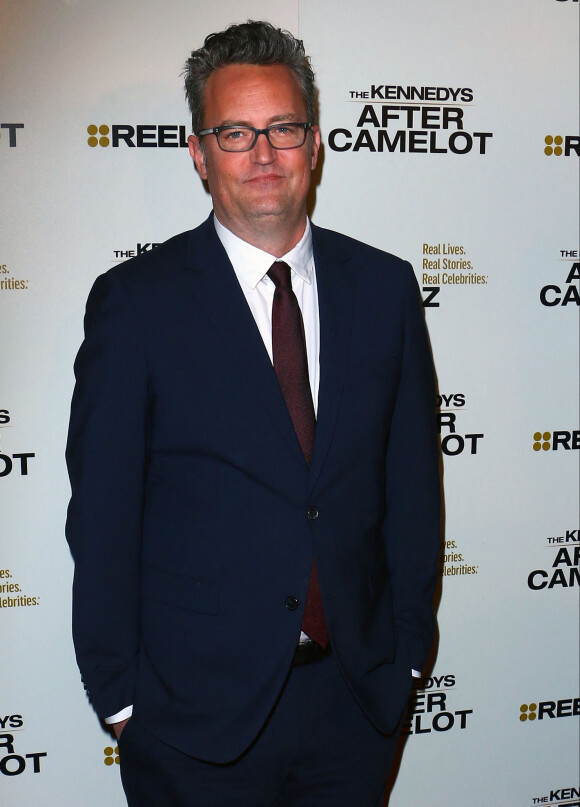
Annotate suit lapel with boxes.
[185,217,307,469]
[309,225,357,492]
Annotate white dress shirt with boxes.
[213,214,320,412]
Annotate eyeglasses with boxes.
[197,122,313,152]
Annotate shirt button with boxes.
[285,595,299,611]
[307,505,319,520]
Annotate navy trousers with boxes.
[118,653,402,807]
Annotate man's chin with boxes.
[244,203,287,222]
[240,189,289,218]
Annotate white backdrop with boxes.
[1,1,578,804]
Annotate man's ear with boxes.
[188,134,208,180]
[310,125,321,170]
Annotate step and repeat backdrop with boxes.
[1,0,578,804]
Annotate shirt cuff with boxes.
[411,669,421,678]
[104,705,133,724]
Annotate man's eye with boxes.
[223,128,250,141]
[272,125,292,135]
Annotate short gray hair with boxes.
[184,20,316,135]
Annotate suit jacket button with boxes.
[307,505,319,520]
[285,595,299,611]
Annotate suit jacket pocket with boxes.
[142,562,220,615]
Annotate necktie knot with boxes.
[267,261,292,291]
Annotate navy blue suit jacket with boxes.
[66,215,440,762]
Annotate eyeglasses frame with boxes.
[196,122,313,152]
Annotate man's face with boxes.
[189,63,320,248]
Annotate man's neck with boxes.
[213,212,307,258]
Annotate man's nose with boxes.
[251,131,277,164]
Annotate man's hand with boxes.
[112,717,130,740]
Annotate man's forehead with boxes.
[203,64,306,125]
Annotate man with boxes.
[66,20,441,807]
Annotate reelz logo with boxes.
[113,242,161,261]
[0,716,47,777]
[328,84,493,155]
[437,393,483,456]
[87,124,189,148]
[528,529,579,590]
[0,409,35,478]
[531,787,580,807]
[520,698,579,723]
[533,430,580,452]
[540,253,579,306]
[402,673,473,736]
[0,124,24,147]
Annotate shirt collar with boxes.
[213,214,314,290]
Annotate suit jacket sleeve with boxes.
[383,262,440,673]
[66,270,149,718]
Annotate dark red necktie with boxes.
[268,261,329,648]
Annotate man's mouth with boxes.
[245,174,284,184]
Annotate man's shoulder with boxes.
[106,215,215,289]
[311,222,412,275]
